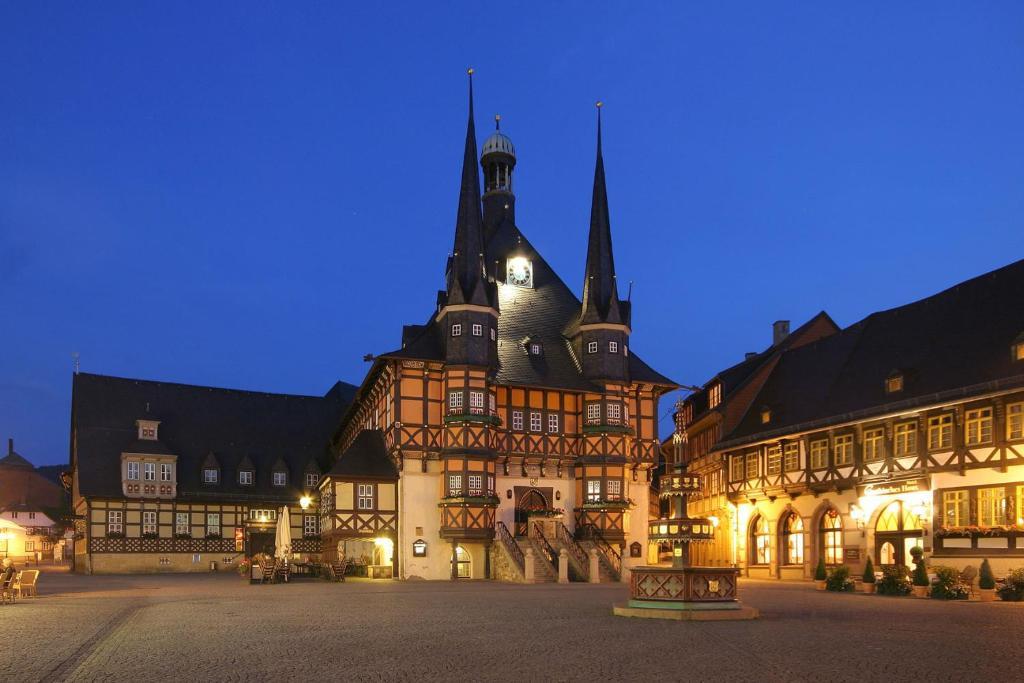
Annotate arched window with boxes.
[820,509,843,565]
[455,546,471,579]
[874,500,923,566]
[750,515,771,565]
[781,512,804,565]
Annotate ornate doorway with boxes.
[874,500,922,567]
[514,488,551,536]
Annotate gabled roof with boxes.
[328,430,397,479]
[726,259,1024,444]
[0,451,34,470]
[72,373,355,501]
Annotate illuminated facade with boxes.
[676,261,1024,578]
[323,79,676,581]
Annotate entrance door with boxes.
[514,489,549,536]
[874,500,923,566]
[247,531,275,558]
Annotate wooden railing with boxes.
[555,521,589,581]
[495,521,524,574]
[533,523,559,572]
[580,524,621,579]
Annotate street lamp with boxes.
[299,496,312,511]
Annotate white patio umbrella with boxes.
[274,506,292,561]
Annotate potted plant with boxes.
[978,559,996,602]
[826,565,855,592]
[236,557,253,580]
[912,562,930,597]
[997,568,1024,601]
[930,565,970,600]
[814,557,827,590]
[861,558,876,593]
[876,565,912,596]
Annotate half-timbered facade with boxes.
[69,373,354,573]
[328,78,676,581]
[676,260,1024,579]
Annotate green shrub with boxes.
[909,545,924,560]
[979,559,995,590]
[997,568,1024,601]
[814,557,827,581]
[862,558,875,584]
[930,565,969,600]
[912,562,930,587]
[876,565,911,596]
[826,565,855,592]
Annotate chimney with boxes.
[773,320,791,346]
[7,438,12,455]
[744,352,757,360]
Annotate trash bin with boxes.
[209,561,218,572]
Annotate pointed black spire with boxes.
[581,102,626,326]
[446,68,493,308]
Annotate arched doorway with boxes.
[515,489,549,536]
[819,508,843,566]
[780,512,804,566]
[453,546,471,578]
[874,500,922,567]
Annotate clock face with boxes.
[507,257,533,288]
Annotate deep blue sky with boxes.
[3,3,1022,466]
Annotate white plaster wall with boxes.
[398,465,446,580]
[622,481,650,581]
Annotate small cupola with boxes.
[481,114,516,195]
[136,419,160,441]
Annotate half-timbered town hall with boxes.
[69,75,676,580]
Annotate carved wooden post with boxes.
[524,547,535,584]
[558,548,569,583]
[589,548,600,583]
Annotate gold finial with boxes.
[596,100,603,109]
[467,67,474,75]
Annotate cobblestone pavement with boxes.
[4,573,1023,682]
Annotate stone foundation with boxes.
[85,552,245,574]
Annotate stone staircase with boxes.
[579,540,621,583]
[517,537,558,582]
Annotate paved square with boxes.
[3,573,1021,681]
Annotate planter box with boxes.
[861,583,876,594]
[978,588,996,602]
[815,580,826,591]
[912,585,929,598]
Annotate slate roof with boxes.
[725,259,1024,444]
[72,373,356,501]
[378,221,675,391]
[328,430,397,479]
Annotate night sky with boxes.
[3,3,1023,466]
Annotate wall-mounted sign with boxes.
[629,542,642,558]
[234,527,244,552]
[844,547,861,561]
[412,539,427,557]
[858,478,928,497]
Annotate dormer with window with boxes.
[304,460,322,490]
[760,407,772,424]
[1013,332,1024,362]
[122,419,177,499]
[136,419,160,441]
[522,336,543,357]
[885,370,904,394]
[708,382,722,409]
[201,452,221,486]
[237,455,255,486]
[271,457,289,487]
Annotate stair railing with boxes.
[532,522,559,572]
[580,523,621,579]
[555,521,589,581]
[495,521,524,574]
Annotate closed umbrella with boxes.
[275,506,292,561]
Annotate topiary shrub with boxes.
[826,565,856,592]
[814,557,827,581]
[930,565,970,600]
[979,559,995,590]
[912,562,930,587]
[876,565,912,596]
[998,568,1024,601]
[862,558,876,584]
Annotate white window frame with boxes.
[357,483,374,509]
[272,471,287,487]
[143,462,156,481]
[159,463,172,482]
[529,412,542,432]
[512,410,523,430]
[305,472,319,488]
[127,461,140,481]
[451,323,462,337]
[587,341,598,354]
[586,479,601,502]
[609,341,618,353]
[303,514,318,537]
[239,470,254,486]
[203,468,219,484]
[607,403,622,422]
[448,475,462,496]
[175,512,190,536]
[142,511,157,535]
[547,414,559,433]
[469,391,484,414]
[530,343,541,355]
[472,323,482,336]
[606,479,622,499]
[108,510,123,534]
[467,475,483,496]
[206,513,220,536]
[449,391,463,412]
[586,403,601,423]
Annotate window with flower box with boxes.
[607,479,622,500]
[469,391,484,414]
[448,475,462,496]
[448,391,463,413]
[586,403,601,424]
[607,403,622,423]
[175,512,190,536]
[142,511,157,535]
[467,475,483,496]
[928,414,953,450]
[586,480,601,502]
[206,513,220,536]
[303,515,318,537]
[979,487,1009,526]
[942,490,968,527]
[108,510,123,535]
[965,408,993,445]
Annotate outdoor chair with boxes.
[960,565,978,597]
[16,570,39,598]
[329,559,348,582]
[0,575,17,605]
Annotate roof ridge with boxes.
[75,372,347,401]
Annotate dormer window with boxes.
[272,471,287,487]
[203,468,219,484]
[709,383,722,409]
[886,373,904,394]
[305,472,319,488]
[760,408,772,424]
[451,324,462,337]
[587,341,598,354]
[609,341,618,354]
[530,343,541,355]
[136,419,160,441]
[1013,336,1024,361]
[239,470,254,486]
